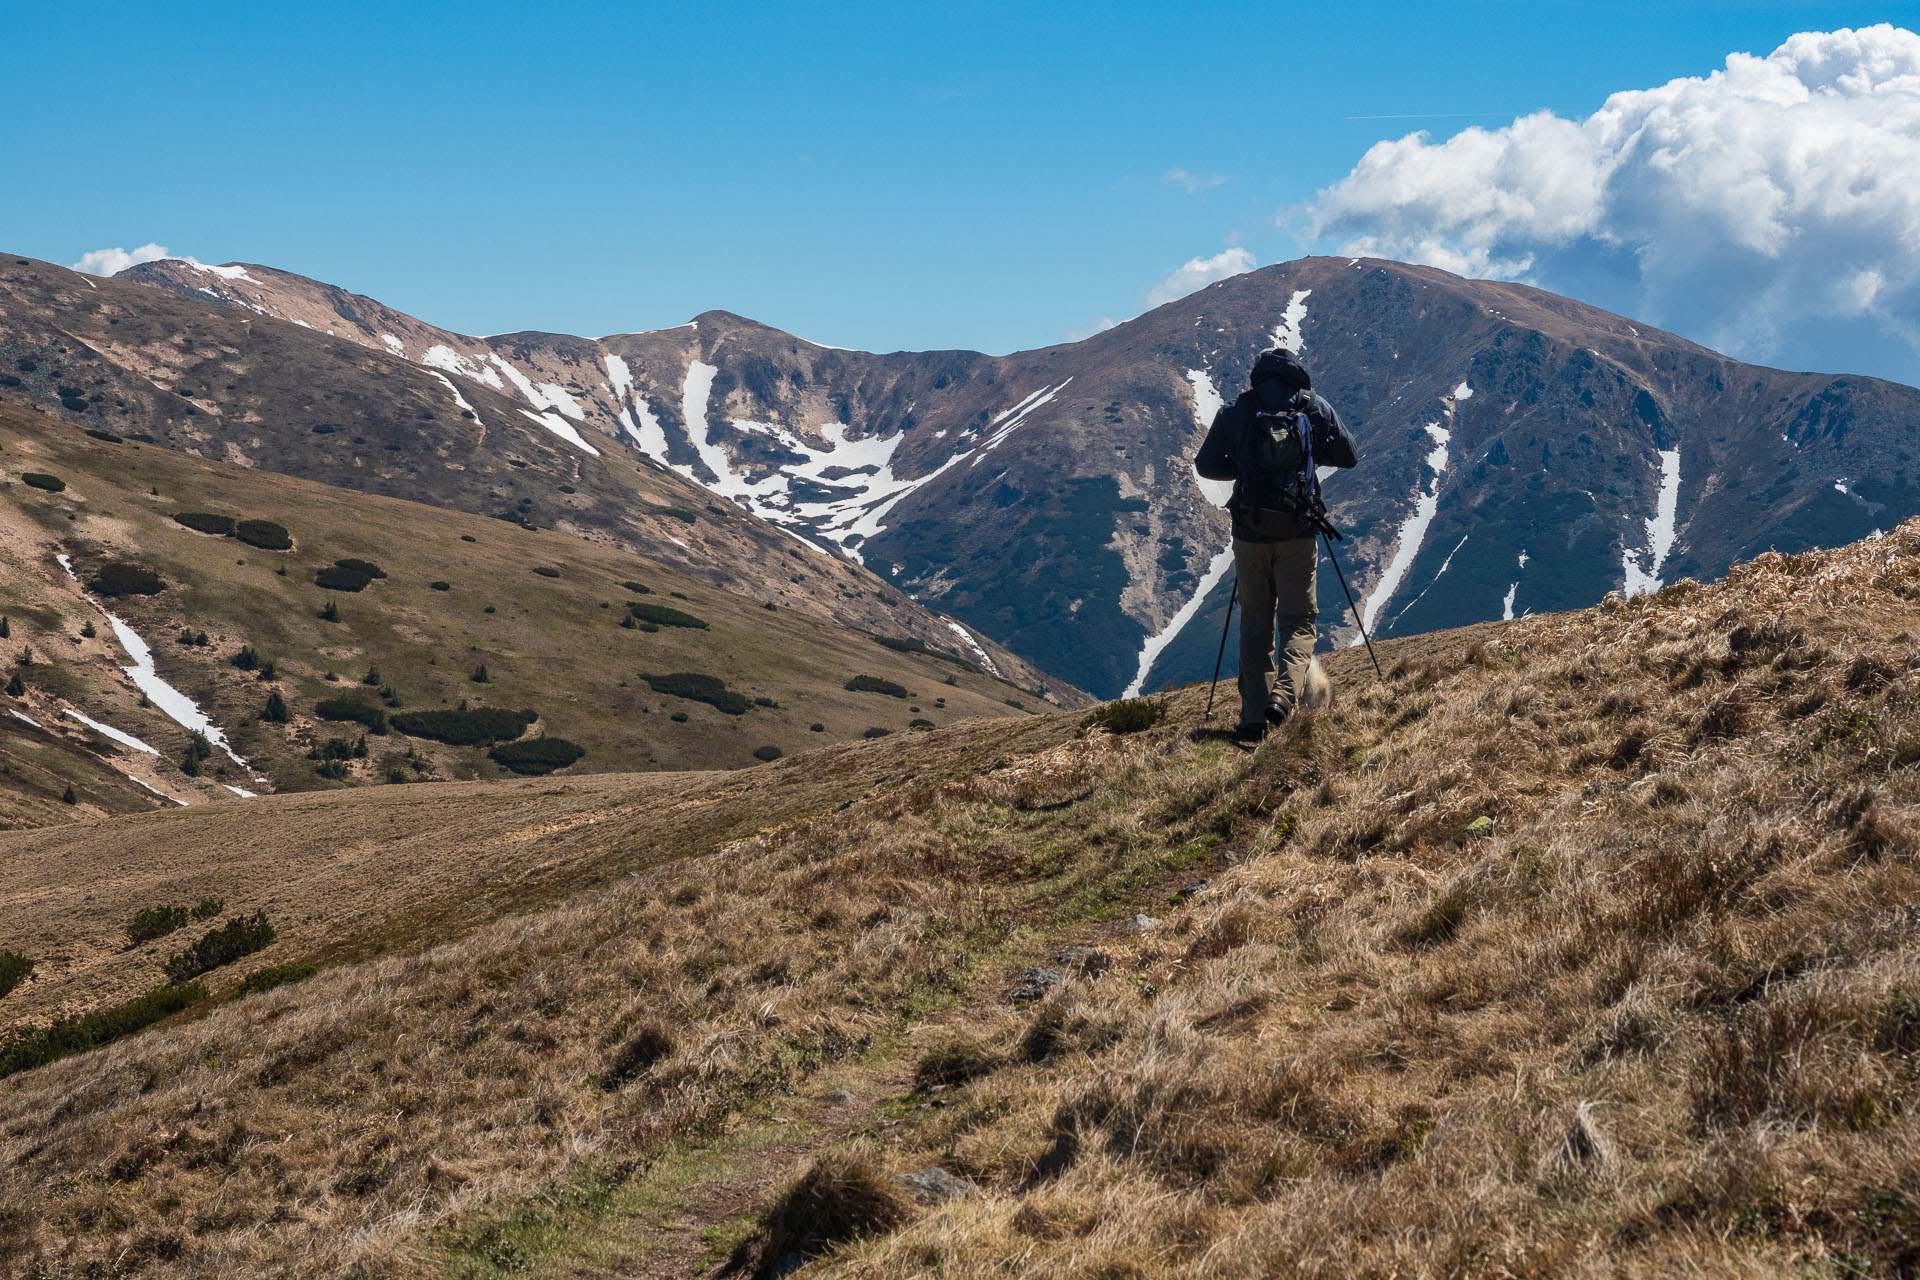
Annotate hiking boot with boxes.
[1265,696,1295,726]
[1231,722,1268,744]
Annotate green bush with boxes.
[628,601,708,629]
[85,428,123,443]
[314,565,372,592]
[909,719,935,729]
[488,737,585,775]
[531,566,560,578]
[231,644,259,670]
[21,473,65,492]
[0,950,33,999]
[262,690,289,722]
[127,904,190,945]
[391,706,536,745]
[1083,697,1168,736]
[237,962,317,997]
[641,673,750,714]
[191,897,224,919]
[752,745,782,762]
[163,911,275,982]
[430,580,451,591]
[334,558,385,579]
[621,581,651,595]
[810,722,825,732]
[89,563,165,596]
[314,697,387,733]
[669,711,689,723]
[173,511,236,535]
[0,981,206,1079]
[235,519,291,550]
[318,600,341,622]
[845,675,909,698]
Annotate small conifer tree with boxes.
[262,690,289,723]
[470,664,489,683]
[61,784,76,804]
[0,616,9,638]
[319,599,340,623]
[5,673,22,697]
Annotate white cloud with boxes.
[1068,316,1117,341]
[1164,168,1226,193]
[71,243,171,276]
[1308,24,1920,384]
[1146,247,1256,309]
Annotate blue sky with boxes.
[5,1,1917,373]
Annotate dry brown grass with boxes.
[4,523,1920,1277]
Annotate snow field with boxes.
[1359,421,1453,638]
[1621,448,1683,596]
[1123,543,1234,699]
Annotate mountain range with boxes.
[7,250,1919,701]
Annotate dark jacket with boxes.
[1195,376,1358,542]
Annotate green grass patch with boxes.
[1083,696,1168,735]
[236,962,318,997]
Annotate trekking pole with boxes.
[1320,531,1385,682]
[1203,577,1238,721]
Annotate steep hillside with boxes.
[115,253,1920,698]
[0,254,1055,695]
[0,397,1054,825]
[3,522,1917,1277]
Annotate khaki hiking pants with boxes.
[1233,535,1317,729]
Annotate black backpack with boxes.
[1236,390,1322,540]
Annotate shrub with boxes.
[810,723,825,732]
[845,675,909,698]
[0,981,206,1080]
[628,601,708,629]
[21,473,65,492]
[430,580,451,591]
[191,897,224,920]
[391,706,536,745]
[127,904,190,945]
[622,581,651,594]
[642,673,750,714]
[5,674,23,698]
[311,423,336,434]
[909,719,935,729]
[237,962,317,997]
[0,950,34,999]
[872,634,979,670]
[314,697,387,733]
[261,690,289,722]
[85,428,122,442]
[235,519,291,550]
[752,745,783,762]
[1083,697,1168,736]
[470,664,489,683]
[231,645,259,670]
[863,727,892,739]
[314,565,373,592]
[532,566,560,578]
[333,558,385,579]
[488,737,586,775]
[61,784,76,804]
[173,511,236,536]
[669,712,689,723]
[318,599,340,623]
[89,563,165,596]
[163,912,275,982]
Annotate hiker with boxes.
[1194,347,1358,741]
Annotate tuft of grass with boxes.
[755,1150,913,1277]
[1083,696,1167,735]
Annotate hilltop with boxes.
[2,521,1915,1277]
[0,396,1064,827]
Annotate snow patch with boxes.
[422,345,505,389]
[1453,381,1474,400]
[1359,422,1452,637]
[178,257,259,283]
[490,356,601,454]
[1621,448,1683,596]
[426,371,484,429]
[9,709,43,728]
[379,333,406,356]
[1124,542,1234,699]
[1185,369,1234,506]
[223,784,258,798]
[126,774,187,805]
[945,621,1003,676]
[1270,289,1311,352]
[64,708,158,754]
[1502,583,1518,621]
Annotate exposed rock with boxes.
[1055,946,1111,978]
[1128,914,1162,934]
[894,1166,980,1205]
[1011,967,1061,1003]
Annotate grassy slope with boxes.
[2,525,1918,1277]
[0,398,1052,825]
